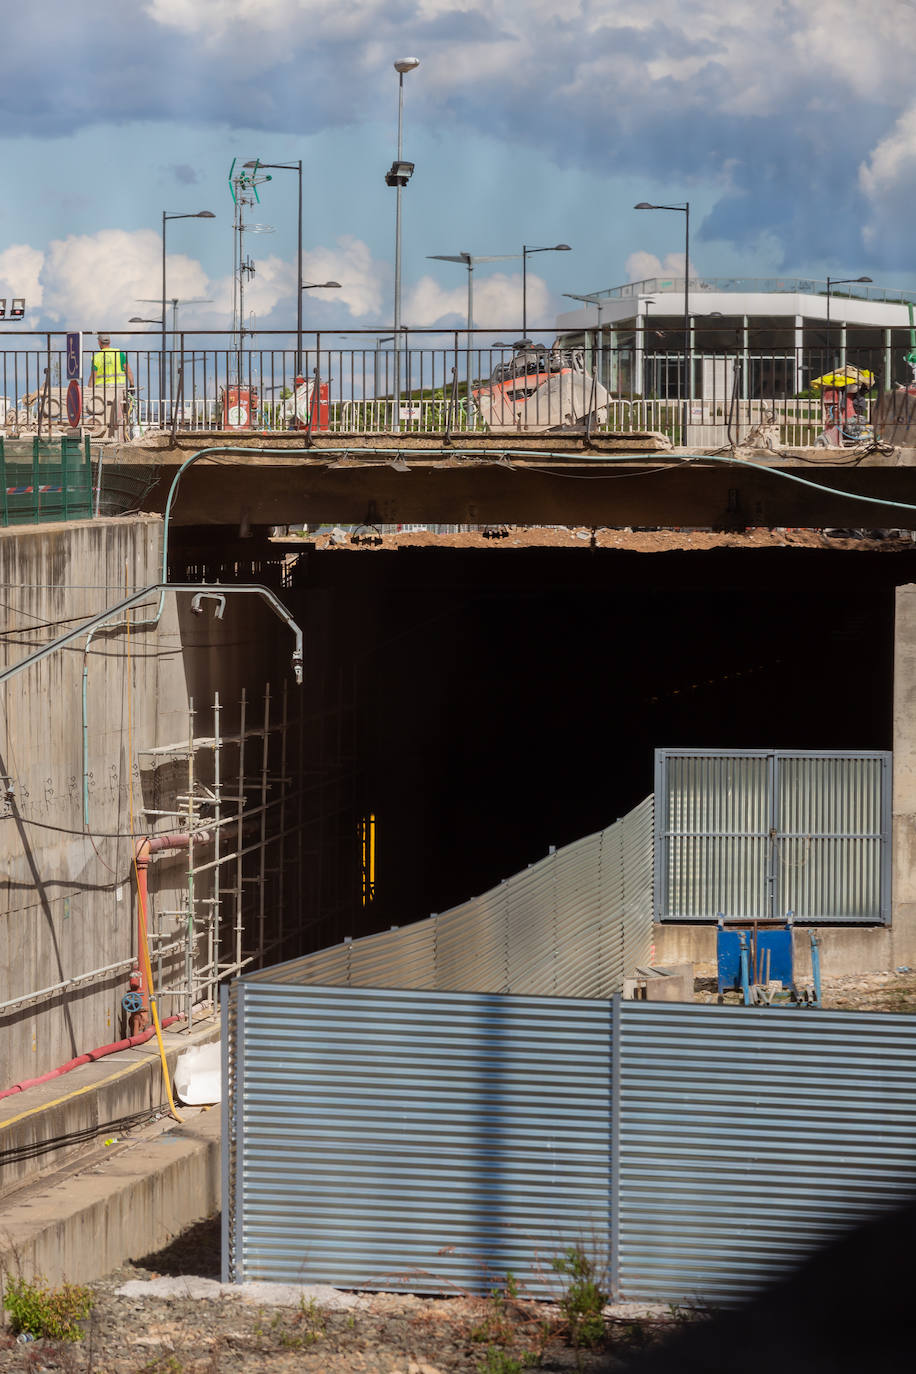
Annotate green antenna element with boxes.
[228,156,238,204]
[232,157,271,204]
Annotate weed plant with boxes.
[551,1244,609,1367]
[2,1274,92,1342]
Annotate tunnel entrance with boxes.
[172,535,915,952]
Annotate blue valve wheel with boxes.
[121,991,144,1014]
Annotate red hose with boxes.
[2,832,211,1105]
[0,1015,183,1101]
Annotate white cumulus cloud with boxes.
[626,251,692,283]
[42,230,209,328]
[0,245,45,322]
[406,271,549,329]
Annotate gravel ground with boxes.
[0,1217,681,1373]
[692,965,916,1010]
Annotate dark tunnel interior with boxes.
[297,545,907,934]
[171,532,915,944]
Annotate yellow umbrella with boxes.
[810,366,875,390]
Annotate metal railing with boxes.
[0,331,911,444]
[599,276,916,304]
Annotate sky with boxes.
[1,0,915,341]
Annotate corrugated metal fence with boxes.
[246,795,655,999]
[224,992,916,1305]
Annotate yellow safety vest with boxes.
[90,348,128,384]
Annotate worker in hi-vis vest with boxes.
[86,331,136,438]
[87,332,135,389]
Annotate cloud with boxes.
[302,237,385,319]
[0,245,45,322]
[8,224,387,334]
[4,1,916,272]
[406,271,548,328]
[171,163,200,185]
[41,230,210,327]
[626,251,691,283]
[859,102,916,262]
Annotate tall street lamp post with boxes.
[245,161,303,373]
[161,210,214,424]
[522,244,570,341]
[386,57,420,433]
[634,202,690,398]
[825,276,872,369]
[564,290,608,386]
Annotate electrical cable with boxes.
[0,1103,168,1167]
[448,444,916,516]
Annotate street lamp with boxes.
[427,251,521,332]
[244,161,304,372]
[825,276,872,368]
[564,290,607,386]
[634,202,690,398]
[161,210,214,424]
[522,244,570,340]
[301,282,340,291]
[386,56,420,433]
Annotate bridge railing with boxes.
[0,331,906,445]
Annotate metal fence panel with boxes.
[247,796,655,997]
[656,750,891,923]
[617,1001,916,1304]
[226,983,612,1292]
[0,437,94,526]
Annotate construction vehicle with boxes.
[472,341,611,433]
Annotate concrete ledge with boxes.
[0,1107,220,1286]
[652,922,914,978]
[0,1019,220,1197]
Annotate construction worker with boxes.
[86,333,135,438]
[87,332,135,390]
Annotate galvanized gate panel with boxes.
[656,750,890,923]
[617,1001,916,1304]
[656,752,770,920]
[226,984,612,1292]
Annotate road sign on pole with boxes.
[66,332,82,382]
[66,379,82,428]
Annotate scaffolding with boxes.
[137,674,359,1028]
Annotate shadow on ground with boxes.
[135,1213,222,1279]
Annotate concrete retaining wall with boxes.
[0,517,291,1086]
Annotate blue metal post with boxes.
[739,932,751,1006]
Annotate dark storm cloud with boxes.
[3,0,914,272]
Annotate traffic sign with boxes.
[66,332,82,381]
[66,380,82,428]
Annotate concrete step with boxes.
[0,1106,221,1285]
[0,1016,220,1197]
